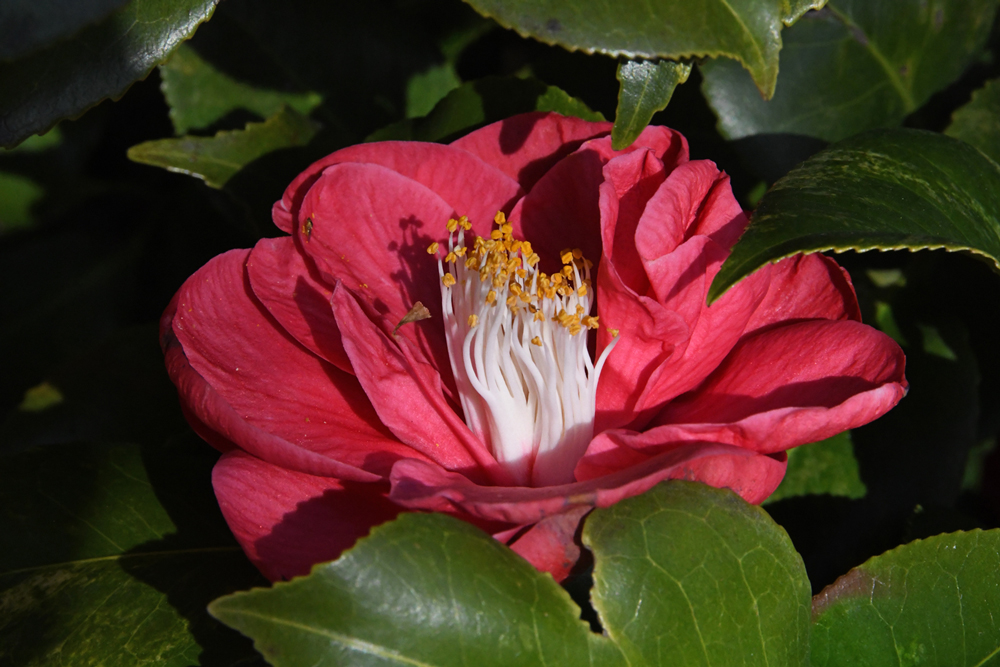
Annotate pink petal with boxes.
[273,141,522,234]
[449,112,613,190]
[388,442,786,524]
[598,149,668,295]
[652,319,908,452]
[246,236,351,373]
[212,450,402,581]
[167,248,418,479]
[506,507,591,582]
[575,429,787,504]
[295,162,458,385]
[331,284,511,486]
[744,254,862,334]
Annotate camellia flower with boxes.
[161,112,907,582]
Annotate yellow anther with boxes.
[445,251,457,263]
[468,314,479,327]
[506,295,517,307]
[516,269,527,278]
[446,218,458,232]
[442,273,456,287]
[427,242,440,254]
[519,291,532,303]
[454,246,467,257]
[520,241,533,255]
[572,248,583,260]
[562,265,574,278]
[575,304,585,316]
[531,336,543,347]
[568,324,582,335]
[526,253,540,267]
[494,211,506,225]
[490,229,503,240]
[608,327,620,337]
[534,310,545,322]
[492,274,505,288]
[560,250,574,264]
[486,290,497,304]
[557,286,572,297]
[500,223,513,236]
[459,216,471,230]
[465,257,479,270]
[551,274,563,286]
[509,283,522,296]
[577,284,588,296]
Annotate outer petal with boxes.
[744,254,862,334]
[213,450,402,582]
[246,236,351,373]
[449,111,613,190]
[296,162,459,387]
[506,507,591,582]
[389,442,786,524]
[652,319,908,452]
[331,284,510,486]
[273,141,522,234]
[167,249,418,478]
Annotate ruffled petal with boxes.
[296,162,459,385]
[273,141,522,234]
[388,442,786,524]
[167,249,416,478]
[652,319,908,452]
[246,236,351,373]
[449,111,613,190]
[744,254,862,334]
[331,284,510,486]
[212,450,402,582]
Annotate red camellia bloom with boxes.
[162,112,907,582]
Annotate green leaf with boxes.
[765,431,867,504]
[127,106,319,188]
[709,129,1000,304]
[0,0,129,61]
[701,1,998,142]
[368,75,604,143]
[946,77,1000,165]
[811,530,1000,666]
[210,512,626,667]
[159,43,323,135]
[0,0,218,148]
[0,440,264,666]
[612,59,691,150]
[406,63,463,119]
[462,0,824,98]
[0,171,43,233]
[585,481,812,666]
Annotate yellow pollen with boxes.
[577,284,588,296]
[531,336,543,346]
[446,218,458,232]
[490,229,503,240]
[608,327,620,337]
[494,211,506,225]
[442,273,456,287]
[486,290,497,304]
[459,216,471,230]
[468,314,479,327]
[560,250,574,264]
[427,242,439,254]
[445,251,457,263]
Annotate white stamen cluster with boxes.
[431,212,618,487]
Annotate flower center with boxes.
[431,212,618,487]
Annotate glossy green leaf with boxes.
[0,0,129,61]
[0,0,218,148]
[0,441,263,666]
[612,59,691,150]
[701,1,998,142]
[463,0,824,98]
[406,63,463,119]
[585,481,811,666]
[210,512,626,667]
[127,106,319,188]
[709,129,1000,303]
[368,75,604,143]
[765,431,867,504]
[811,530,1000,666]
[946,77,1000,165]
[159,44,323,135]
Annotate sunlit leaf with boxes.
[612,59,691,149]
[946,76,1000,165]
[127,106,319,188]
[811,530,1000,666]
[765,431,867,504]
